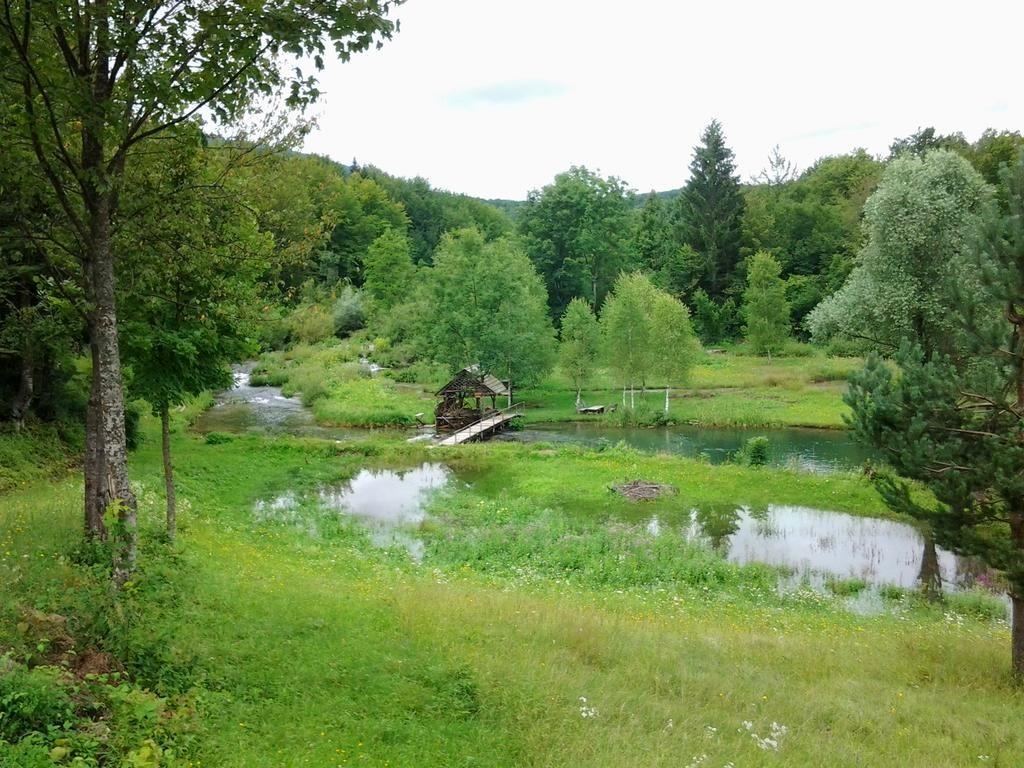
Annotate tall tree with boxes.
[677,120,746,300]
[559,298,600,406]
[363,228,416,314]
[742,252,791,360]
[0,0,398,578]
[633,192,676,277]
[419,228,556,388]
[120,136,270,541]
[519,166,634,318]
[649,291,701,412]
[601,272,654,408]
[846,158,1024,678]
[808,150,994,357]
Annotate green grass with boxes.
[4,426,1021,766]
[517,350,860,429]
[254,341,434,427]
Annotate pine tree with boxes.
[742,252,791,360]
[677,120,746,300]
[846,158,1024,679]
[634,192,675,276]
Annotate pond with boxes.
[250,460,1001,616]
[255,464,450,561]
[509,422,871,473]
[198,367,867,473]
[668,503,994,596]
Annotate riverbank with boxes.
[1,419,1018,765]
[251,339,859,430]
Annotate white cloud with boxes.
[302,0,1024,199]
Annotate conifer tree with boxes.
[677,120,746,300]
[846,159,1024,679]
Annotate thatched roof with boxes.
[436,366,509,397]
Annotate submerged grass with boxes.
[3,426,1021,766]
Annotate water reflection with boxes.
[676,503,989,594]
[253,464,449,561]
[511,422,870,473]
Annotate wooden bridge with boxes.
[436,403,524,446]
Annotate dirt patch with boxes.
[74,649,123,678]
[611,480,677,501]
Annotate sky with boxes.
[302,0,1023,200]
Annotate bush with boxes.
[331,286,366,337]
[204,432,234,445]
[288,304,334,344]
[735,436,770,466]
[0,662,75,743]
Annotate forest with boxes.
[3,1,1024,766]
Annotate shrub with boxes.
[735,436,770,466]
[0,662,75,743]
[204,432,234,445]
[289,304,334,344]
[331,286,366,337]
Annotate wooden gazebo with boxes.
[434,366,510,434]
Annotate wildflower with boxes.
[578,696,598,719]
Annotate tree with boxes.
[807,150,994,357]
[519,166,635,318]
[633,192,676,277]
[120,135,271,541]
[318,173,408,284]
[845,157,1024,679]
[559,298,600,406]
[0,0,398,578]
[677,120,746,300]
[743,252,791,360]
[419,228,556,388]
[752,145,798,186]
[363,228,417,313]
[601,273,655,408]
[649,291,701,412]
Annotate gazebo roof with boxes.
[436,366,509,397]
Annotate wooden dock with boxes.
[436,403,524,446]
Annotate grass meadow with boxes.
[2,418,1021,766]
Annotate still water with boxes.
[511,422,870,473]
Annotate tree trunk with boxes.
[89,192,137,583]
[1013,593,1024,681]
[10,345,34,431]
[161,405,176,542]
[630,385,635,410]
[576,388,582,408]
[917,533,942,602]
[664,387,669,414]
[84,340,108,540]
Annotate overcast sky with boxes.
[302,0,1023,200]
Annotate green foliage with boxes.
[363,170,512,264]
[203,432,235,445]
[519,166,635,318]
[288,303,335,344]
[742,252,792,358]
[416,228,557,387]
[677,120,745,299]
[559,298,601,402]
[363,228,417,313]
[690,288,739,344]
[0,663,75,743]
[809,151,994,356]
[734,436,770,467]
[331,286,366,337]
